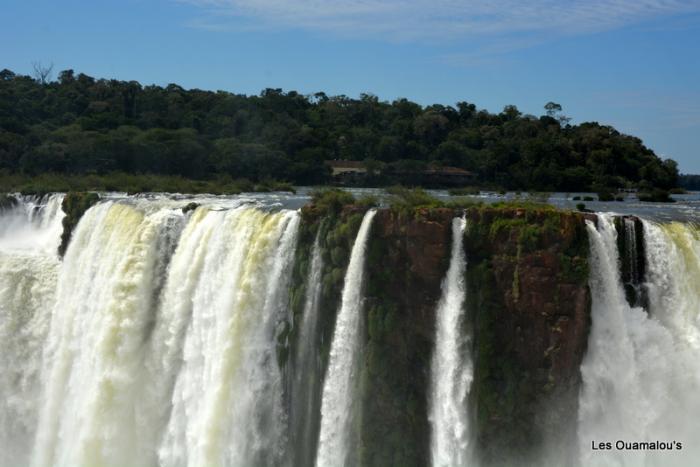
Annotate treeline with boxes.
[0,67,679,191]
[679,174,700,191]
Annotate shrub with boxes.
[357,195,380,209]
[310,188,356,214]
[597,191,615,202]
[638,189,675,203]
[386,186,443,212]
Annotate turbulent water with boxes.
[429,217,473,467]
[0,196,304,467]
[579,214,700,467]
[0,195,64,467]
[3,193,700,467]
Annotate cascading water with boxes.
[0,195,65,467]
[315,209,376,467]
[429,216,473,467]
[0,195,303,467]
[156,207,299,467]
[289,236,325,467]
[0,195,65,254]
[5,191,700,467]
[31,202,189,467]
[578,214,700,467]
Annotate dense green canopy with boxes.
[0,68,678,190]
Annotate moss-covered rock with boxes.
[359,207,454,467]
[58,192,100,257]
[285,199,371,467]
[286,201,593,467]
[464,206,591,466]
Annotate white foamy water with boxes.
[4,191,700,467]
[0,195,302,467]
[316,209,376,467]
[578,214,700,467]
[0,195,65,467]
[429,216,473,467]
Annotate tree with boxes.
[544,102,562,117]
[501,105,522,121]
[0,67,680,191]
[0,69,15,81]
[544,101,571,126]
[31,61,54,84]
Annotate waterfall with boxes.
[578,214,700,466]
[429,216,472,467]
[31,202,187,467]
[0,194,65,254]
[0,197,302,467]
[0,195,64,467]
[7,192,700,467]
[315,209,377,467]
[290,236,325,467]
[155,207,299,467]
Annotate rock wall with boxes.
[464,207,591,466]
[360,208,454,467]
[58,192,100,257]
[295,203,593,467]
[51,195,595,467]
[614,216,647,308]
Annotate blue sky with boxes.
[3,0,700,172]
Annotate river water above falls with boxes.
[1,192,700,466]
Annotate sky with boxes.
[3,0,700,172]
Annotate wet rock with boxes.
[59,192,100,257]
[0,194,18,212]
[464,207,591,466]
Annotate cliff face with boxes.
[53,195,594,467]
[58,192,100,257]
[614,216,647,308]
[464,208,591,466]
[360,208,454,467]
[354,206,591,467]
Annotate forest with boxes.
[0,67,680,192]
[679,174,700,190]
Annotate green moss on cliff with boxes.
[358,208,455,467]
[285,202,591,467]
[465,207,591,466]
[286,195,370,376]
[58,192,100,257]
